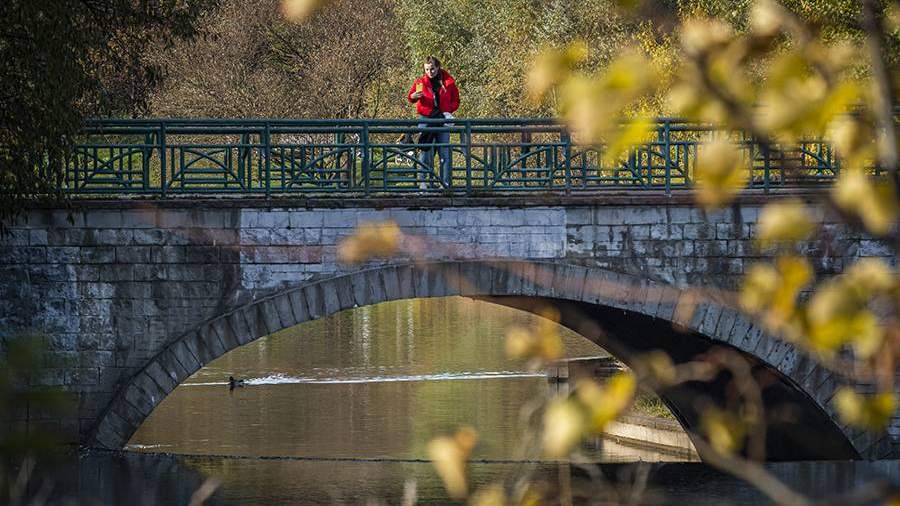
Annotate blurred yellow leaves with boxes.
[504,307,563,363]
[428,426,478,500]
[528,43,659,161]
[680,18,733,58]
[701,409,747,454]
[639,350,677,387]
[281,0,323,21]
[757,60,859,142]
[541,398,587,459]
[749,0,783,38]
[694,139,749,209]
[806,258,895,358]
[740,256,811,338]
[834,388,896,431]
[541,372,636,458]
[337,220,402,264]
[526,41,588,103]
[756,199,815,248]
[833,169,898,236]
[577,372,636,431]
[742,253,896,360]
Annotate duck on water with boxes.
[228,376,246,390]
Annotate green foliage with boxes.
[0,0,212,232]
[396,0,641,118]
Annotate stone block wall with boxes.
[0,196,889,446]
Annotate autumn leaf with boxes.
[833,170,898,236]
[576,372,636,432]
[701,409,747,454]
[694,139,749,209]
[527,41,588,103]
[542,398,586,458]
[468,484,507,506]
[756,199,816,248]
[834,388,896,431]
[428,426,478,500]
[281,0,324,21]
[740,256,811,337]
[337,220,403,264]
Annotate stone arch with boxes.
[88,260,892,460]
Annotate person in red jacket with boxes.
[407,56,459,187]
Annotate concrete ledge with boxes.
[605,413,700,461]
[25,188,832,210]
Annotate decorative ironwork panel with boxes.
[59,118,853,197]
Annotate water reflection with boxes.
[46,297,900,504]
[50,452,900,506]
[130,297,634,460]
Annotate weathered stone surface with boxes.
[4,201,896,457]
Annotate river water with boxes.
[127,296,650,463]
[35,297,900,504]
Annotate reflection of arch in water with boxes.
[90,261,890,461]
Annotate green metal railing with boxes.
[62,118,844,197]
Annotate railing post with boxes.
[143,131,153,192]
[762,142,771,193]
[663,120,672,196]
[465,121,472,195]
[562,127,571,194]
[264,122,272,198]
[159,121,167,199]
[362,123,370,196]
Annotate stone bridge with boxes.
[1,193,896,461]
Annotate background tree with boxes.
[148,0,406,118]
[0,0,213,231]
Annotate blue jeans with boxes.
[418,116,451,186]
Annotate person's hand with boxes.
[410,91,424,100]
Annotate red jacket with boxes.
[407,69,460,117]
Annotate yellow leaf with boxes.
[848,311,885,359]
[468,484,507,506]
[337,220,402,264]
[576,372,636,431]
[542,398,586,458]
[756,199,815,247]
[701,409,746,454]
[560,76,607,144]
[680,18,733,56]
[750,0,783,37]
[281,0,323,21]
[772,256,812,317]
[806,278,884,355]
[740,256,811,337]
[640,350,677,386]
[606,117,655,161]
[829,118,876,171]
[813,82,860,133]
[845,258,895,294]
[833,170,898,236]
[428,427,478,500]
[834,388,896,431]
[504,326,534,360]
[740,263,779,314]
[694,139,749,209]
[504,323,562,362]
[527,41,588,103]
